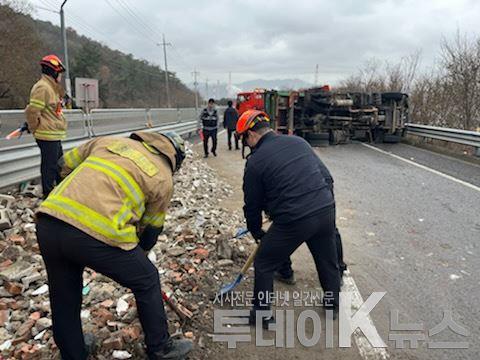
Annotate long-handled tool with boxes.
[161,289,193,321]
[218,244,260,296]
[6,123,28,140]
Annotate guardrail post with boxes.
[177,108,182,123]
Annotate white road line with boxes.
[342,270,390,360]
[362,143,480,193]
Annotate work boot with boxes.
[61,333,97,360]
[274,271,296,285]
[249,309,275,330]
[212,150,217,157]
[203,154,208,158]
[150,338,193,360]
[84,333,97,355]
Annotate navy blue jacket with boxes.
[223,106,239,130]
[243,132,334,239]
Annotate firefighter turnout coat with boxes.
[25,75,67,141]
[37,132,176,250]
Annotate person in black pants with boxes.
[36,140,63,198]
[235,110,341,325]
[36,215,172,359]
[223,100,239,150]
[200,98,219,157]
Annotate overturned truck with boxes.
[266,87,409,146]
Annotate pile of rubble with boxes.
[0,144,254,359]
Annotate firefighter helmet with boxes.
[236,109,270,135]
[162,131,186,172]
[40,55,66,73]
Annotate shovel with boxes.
[218,244,260,296]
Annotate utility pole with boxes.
[192,69,200,111]
[314,64,319,86]
[205,78,209,105]
[158,34,172,108]
[60,0,72,104]
[214,79,220,99]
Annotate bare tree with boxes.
[439,31,480,130]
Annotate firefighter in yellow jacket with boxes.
[25,54,67,198]
[35,131,193,360]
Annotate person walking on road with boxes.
[35,131,193,360]
[25,54,67,198]
[236,110,341,326]
[200,98,219,158]
[223,100,239,150]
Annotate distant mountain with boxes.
[188,78,313,100]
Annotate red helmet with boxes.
[40,55,66,73]
[236,109,270,135]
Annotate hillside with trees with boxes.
[0,1,196,109]
[337,34,480,131]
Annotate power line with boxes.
[114,0,163,39]
[103,0,158,45]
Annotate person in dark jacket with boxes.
[223,100,239,150]
[236,110,341,326]
[200,98,219,158]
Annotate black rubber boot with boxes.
[249,309,275,330]
[150,338,193,360]
[274,271,296,285]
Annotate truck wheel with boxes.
[383,134,402,143]
[307,132,329,147]
[373,128,385,143]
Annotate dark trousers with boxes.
[202,129,217,155]
[36,139,63,198]
[254,206,340,310]
[36,215,169,360]
[278,226,347,277]
[227,129,239,150]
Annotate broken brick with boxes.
[192,248,209,259]
[4,281,23,295]
[102,336,124,350]
[8,234,25,246]
[12,319,35,345]
[29,312,41,321]
[121,325,141,341]
[93,308,114,326]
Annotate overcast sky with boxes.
[28,0,480,86]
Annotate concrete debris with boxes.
[112,350,132,359]
[0,143,254,358]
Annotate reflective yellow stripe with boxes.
[141,212,166,227]
[112,199,133,228]
[34,130,66,140]
[84,157,145,215]
[107,142,159,177]
[51,159,84,196]
[64,148,82,169]
[42,195,138,244]
[29,100,45,109]
[142,142,160,155]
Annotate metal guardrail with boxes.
[406,123,480,156]
[0,107,212,188]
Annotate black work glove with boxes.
[139,225,163,252]
[252,229,266,243]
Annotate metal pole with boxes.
[192,69,199,111]
[60,0,72,102]
[162,34,171,108]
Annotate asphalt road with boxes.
[205,137,479,360]
[317,142,480,360]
